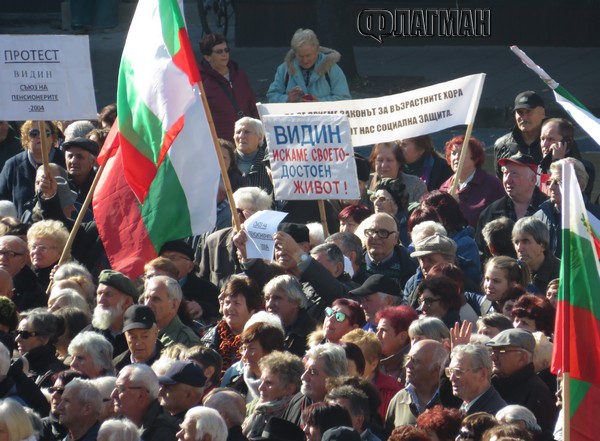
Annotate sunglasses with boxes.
[325,307,347,323]
[212,47,230,55]
[16,330,39,339]
[28,129,51,138]
[49,386,65,394]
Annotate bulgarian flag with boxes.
[551,162,600,441]
[510,46,600,147]
[93,0,220,277]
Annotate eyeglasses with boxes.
[212,47,230,54]
[102,398,113,403]
[113,385,148,394]
[445,367,476,379]
[16,330,40,339]
[364,228,396,239]
[325,307,347,323]
[370,194,392,203]
[28,129,52,138]
[49,386,65,394]
[0,250,24,258]
[456,429,475,440]
[418,297,441,307]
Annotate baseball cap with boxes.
[513,91,545,111]
[497,152,538,174]
[122,305,156,332]
[157,360,206,387]
[410,234,457,259]
[350,274,399,297]
[485,328,536,354]
[322,427,361,441]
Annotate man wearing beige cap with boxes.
[486,328,556,432]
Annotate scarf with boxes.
[244,365,261,402]
[217,320,242,374]
[242,394,295,438]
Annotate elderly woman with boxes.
[98,418,140,441]
[338,204,372,234]
[52,306,90,361]
[375,305,418,380]
[27,219,70,289]
[0,120,66,218]
[417,276,462,329]
[243,351,304,438]
[199,33,259,143]
[400,135,452,191]
[233,117,272,195]
[368,141,427,204]
[0,398,36,441]
[408,316,451,346]
[439,135,505,228]
[201,275,263,374]
[15,309,66,387]
[511,294,555,337]
[267,28,351,103]
[48,288,90,314]
[68,330,115,378]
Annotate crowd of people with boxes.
[0,26,593,441]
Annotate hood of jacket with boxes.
[284,46,341,77]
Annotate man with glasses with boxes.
[112,363,178,441]
[486,328,557,432]
[354,213,416,290]
[447,343,506,415]
[157,360,206,423]
[0,235,46,311]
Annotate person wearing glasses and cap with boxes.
[0,120,66,218]
[485,328,557,433]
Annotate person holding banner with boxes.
[399,136,452,192]
[0,120,66,219]
[266,28,351,103]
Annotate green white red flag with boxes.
[551,162,600,441]
[92,0,219,277]
[510,46,600,147]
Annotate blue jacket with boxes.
[450,226,482,284]
[267,48,351,103]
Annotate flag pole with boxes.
[317,200,330,239]
[36,121,51,175]
[448,121,474,197]
[196,80,242,231]
[563,372,570,441]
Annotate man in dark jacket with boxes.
[55,379,101,441]
[493,91,545,178]
[204,389,249,441]
[486,329,557,433]
[113,305,163,371]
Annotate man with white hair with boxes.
[281,343,348,426]
[203,389,247,441]
[111,363,178,441]
[142,276,201,348]
[177,406,227,441]
[55,378,102,441]
[350,274,399,332]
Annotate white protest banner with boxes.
[262,114,360,201]
[258,73,485,146]
[245,210,288,260]
[0,35,97,120]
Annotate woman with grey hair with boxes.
[68,331,115,378]
[496,404,542,434]
[15,308,66,387]
[98,418,141,441]
[233,117,272,195]
[267,28,351,103]
[408,316,451,346]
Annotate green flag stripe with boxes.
[570,378,591,418]
[561,230,600,318]
[158,0,183,56]
[117,57,167,163]
[555,84,590,112]
[140,154,192,247]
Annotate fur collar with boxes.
[284,46,341,77]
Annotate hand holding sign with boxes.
[244,210,288,260]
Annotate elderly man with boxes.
[282,343,348,426]
[326,231,364,277]
[158,360,206,423]
[88,269,139,355]
[326,385,381,441]
[311,242,358,290]
[203,389,248,441]
[62,137,98,214]
[486,328,556,433]
[353,213,416,289]
[512,217,559,293]
[0,235,46,311]
[112,363,178,441]
[263,274,317,357]
[113,305,163,371]
[199,186,272,288]
[160,240,220,323]
[447,343,506,415]
[55,378,101,441]
[350,274,399,332]
[476,152,548,253]
[143,275,202,348]
[494,91,545,178]
[177,406,228,441]
[385,340,449,431]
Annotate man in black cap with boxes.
[62,137,99,216]
[158,360,206,423]
[88,269,139,355]
[350,274,399,332]
[493,91,546,178]
[113,304,163,371]
[235,222,352,320]
[475,152,548,254]
[160,240,220,324]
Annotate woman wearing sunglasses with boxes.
[0,120,66,219]
[321,298,365,345]
[199,33,259,144]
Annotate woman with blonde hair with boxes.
[0,398,36,441]
[27,219,70,289]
